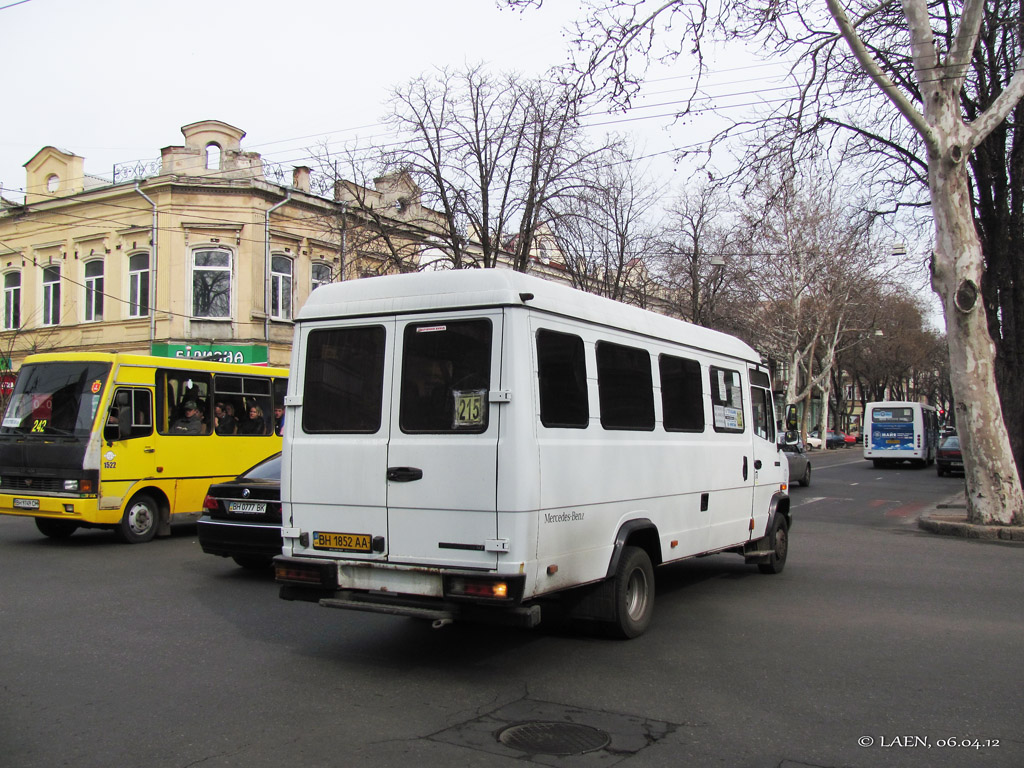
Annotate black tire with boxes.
[758,514,789,575]
[608,545,655,639]
[799,464,811,487]
[35,517,78,539]
[115,493,159,544]
[232,554,274,570]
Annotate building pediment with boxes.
[23,146,85,203]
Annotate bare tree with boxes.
[506,0,1024,524]
[306,144,436,278]
[726,166,888,441]
[383,65,603,271]
[658,181,746,328]
[546,150,663,304]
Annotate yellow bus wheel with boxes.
[115,493,159,544]
[35,517,78,539]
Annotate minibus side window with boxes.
[303,326,386,433]
[156,371,213,435]
[400,319,491,434]
[104,388,153,441]
[659,355,704,432]
[750,386,774,442]
[748,368,775,442]
[710,366,744,433]
[214,374,274,436]
[537,329,589,428]
[596,341,655,431]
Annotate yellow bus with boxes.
[0,353,287,543]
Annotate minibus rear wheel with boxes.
[115,493,159,544]
[609,545,654,639]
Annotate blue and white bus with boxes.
[863,401,939,467]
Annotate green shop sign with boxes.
[150,343,269,366]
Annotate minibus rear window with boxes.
[303,326,386,433]
[400,319,492,433]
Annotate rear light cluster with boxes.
[203,495,219,511]
[444,575,524,602]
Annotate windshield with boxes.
[1,361,112,437]
[872,407,914,423]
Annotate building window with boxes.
[3,272,21,330]
[271,255,293,320]
[192,248,231,318]
[311,262,332,293]
[84,260,104,322]
[42,266,60,326]
[206,143,221,170]
[128,252,150,318]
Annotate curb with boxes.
[917,495,1024,543]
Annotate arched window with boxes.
[84,260,104,322]
[3,272,21,330]
[205,143,222,170]
[271,255,293,320]
[192,248,231,318]
[311,262,332,293]
[42,266,60,326]
[128,252,150,318]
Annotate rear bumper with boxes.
[197,516,282,558]
[273,555,539,628]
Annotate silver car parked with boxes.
[780,441,812,487]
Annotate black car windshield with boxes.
[241,453,281,480]
[1,361,111,438]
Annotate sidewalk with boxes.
[918,491,1024,542]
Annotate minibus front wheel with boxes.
[35,517,78,539]
[116,493,159,544]
[609,545,655,639]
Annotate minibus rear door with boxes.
[385,312,502,570]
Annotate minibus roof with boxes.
[299,270,759,362]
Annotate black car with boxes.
[198,453,281,569]
[936,435,964,477]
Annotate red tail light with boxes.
[203,494,218,511]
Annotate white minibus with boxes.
[863,401,939,467]
[274,270,791,638]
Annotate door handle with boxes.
[754,459,763,470]
[387,466,423,482]
[144,447,155,454]
[743,456,748,481]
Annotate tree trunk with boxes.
[930,144,1024,524]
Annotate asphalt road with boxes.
[0,448,1020,768]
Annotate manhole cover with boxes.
[497,721,611,755]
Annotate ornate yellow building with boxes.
[0,120,431,374]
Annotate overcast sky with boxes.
[0,0,787,198]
